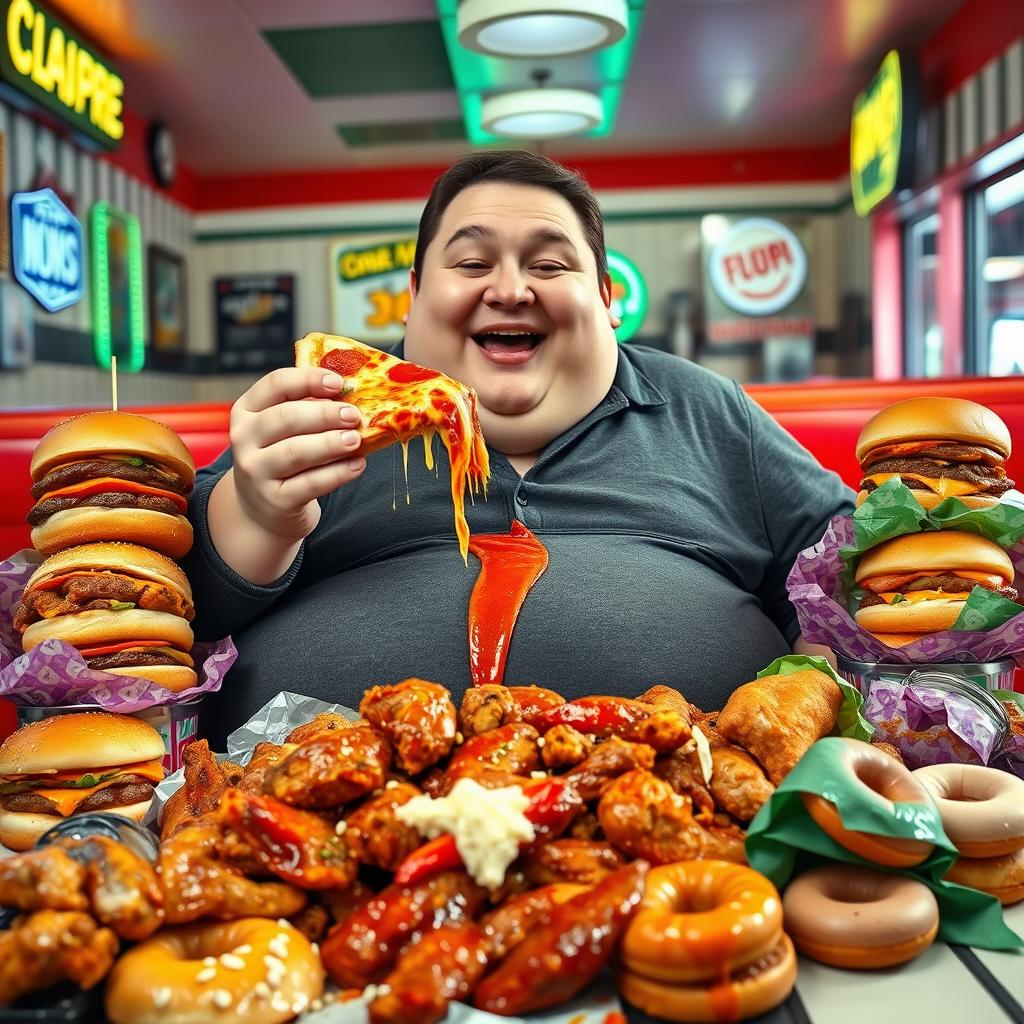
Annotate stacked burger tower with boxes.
[13,411,199,691]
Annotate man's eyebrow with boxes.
[442,224,581,256]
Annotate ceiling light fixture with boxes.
[458,0,628,58]
[481,87,603,138]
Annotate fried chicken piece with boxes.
[320,878,374,924]
[521,839,626,886]
[262,726,391,809]
[703,816,748,863]
[370,922,489,1024]
[0,910,119,1006]
[360,679,457,775]
[716,669,842,784]
[506,685,565,718]
[344,781,423,872]
[566,736,657,802]
[654,748,716,821]
[286,711,353,745]
[320,871,486,990]
[708,743,775,822]
[238,740,294,793]
[445,722,540,780]
[157,816,307,924]
[637,684,694,725]
[459,685,521,737]
[474,862,648,1016]
[219,760,245,785]
[598,770,708,863]
[161,739,228,840]
[568,811,602,840]
[541,724,594,769]
[68,836,163,941]
[0,845,87,912]
[479,884,586,960]
[219,788,357,890]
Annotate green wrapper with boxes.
[839,479,1024,630]
[745,736,1023,950]
[756,654,873,742]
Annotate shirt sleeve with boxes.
[736,383,856,645]
[179,448,305,642]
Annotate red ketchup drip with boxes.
[467,521,548,687]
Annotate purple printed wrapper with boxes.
[786,515,1024,666]
[0,548,236,713]
[864,679,1002,769]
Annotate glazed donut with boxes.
[620,861,783,983]
[783,864,939,968]
[618,933,797,1024]
[945,846,1024,906]
[913,763,1024,858]
[104,917,324,1024]
[800,740,936,867]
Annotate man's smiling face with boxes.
[404,182,620,457]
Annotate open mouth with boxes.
[471,330,545,355]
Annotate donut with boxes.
[104,917,325,1024]
[913,763,1024,858]
[618,933,797,1024]
[800,740,936,867]
[783,864,939,968]
[620,861,783,983]
[944,847,1024,905]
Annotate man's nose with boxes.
[484,264,534,307]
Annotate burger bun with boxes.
[0,800,152,852]
[31,507,193,559]
[22,608,194,654]
[854,531,1014,585]
[856,597,968,635]
[101,663,198,692]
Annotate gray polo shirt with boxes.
[183,345,854,747]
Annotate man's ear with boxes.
[601,272,622,328]
[405,269,419,324]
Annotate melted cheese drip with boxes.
[27,759,164,817]
[866,473,986,498]
[297,333,490,563]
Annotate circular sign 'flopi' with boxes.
[709,218,807,317]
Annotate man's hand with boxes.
[206,368,367,584]
[229,367,366,542]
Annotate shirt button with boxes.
[515,491,528,506]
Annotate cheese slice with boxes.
[877,590,970,604]
[30,760,164,816]
[865,473,986,498]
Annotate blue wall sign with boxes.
[11,188,84,312]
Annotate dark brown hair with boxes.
[413,150,607,281]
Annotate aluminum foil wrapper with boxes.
[0,548,236,711]
[864,679,1003,769]
[786,516,1024,665]
[148,691,628,1023]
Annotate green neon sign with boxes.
[607,249,647,343]
[91,201,145,371]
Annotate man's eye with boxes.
[532,262,565,272]
[457,260,489,270]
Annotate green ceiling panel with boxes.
[265,22,455,97]
[436,0,646,144]
[337,119,466,146]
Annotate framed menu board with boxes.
[214,274,295,371]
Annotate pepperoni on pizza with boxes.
[295,333,490,562]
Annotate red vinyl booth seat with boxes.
[1,376,1023,738]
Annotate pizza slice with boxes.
[295,332,490,562]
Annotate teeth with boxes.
[480,330,538,337]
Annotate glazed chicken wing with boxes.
[157,817,306,924]
[598,769,708,863]
[715,669,842,784]
[654,747,716,821]
[540,724,594,769]
[286,711,353,745]
[320,871,486,990]
[369,922,489,1024]
[459,685,520,737]
[238,740,295,793]
[445,722,540,780]
[344,781,423,872]
[637,684,694,725]
[474,861,648,1016]
[360,679,457,775]
[521,838,626,886]
[479,883,587,960]
[566,736,657,802]
[0,910,119,1006]
[219,788,357,890]
[161,739,228,840]
[0,845,87,912]
[262,726,391,809]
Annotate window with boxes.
[904,213,943,377]
[972,167,1024,376]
